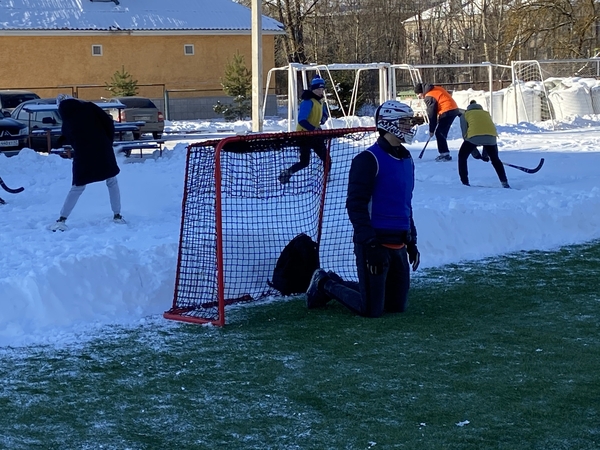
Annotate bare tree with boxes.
[505,0,600,59]
[242,0,600,67]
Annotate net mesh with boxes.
[164,127,376,325]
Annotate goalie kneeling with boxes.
[306,100,420,318]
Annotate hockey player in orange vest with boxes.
[414,83,460,162]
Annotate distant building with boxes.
[0,0,285,119]
[403,0,486,65]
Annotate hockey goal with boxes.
[164,128,375,326]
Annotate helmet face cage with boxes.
[376,101,416,144]
[377,118,416,144]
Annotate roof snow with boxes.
[404,0,486,23]
[0,0,284,32]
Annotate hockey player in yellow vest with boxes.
[458,100,510,188]
[279,77,330,184]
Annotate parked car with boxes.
[0,116,28,153]
[0,90,41,116]
[108,96,164,139]
[11,98,64,151]
[12,98,134,152]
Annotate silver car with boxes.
[108,96,164,139]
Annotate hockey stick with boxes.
[417,135,433,159]
[502,158,544,174]
[418,124,438,159]
[0,176,25,194]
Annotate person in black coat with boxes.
[49,95,125,231]
[305,101,420,318]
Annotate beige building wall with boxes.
[0,34,276,100]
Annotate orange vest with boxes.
[426,86,458,116]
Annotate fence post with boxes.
[164,90,170,121]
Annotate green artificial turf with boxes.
[1,242,599,449]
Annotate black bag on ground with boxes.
[269,233,319,295]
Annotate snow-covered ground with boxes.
[1,115,600,348]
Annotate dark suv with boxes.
[0,116,28,153]
[0,90,41,116]
[108,97,164,139]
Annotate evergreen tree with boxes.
[105,66,139,97]
[213,52,252,121]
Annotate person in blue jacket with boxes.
[279,76,329,184]
[305,100,420,317]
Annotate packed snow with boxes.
[2,115,600,348]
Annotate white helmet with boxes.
[375,100,416,144]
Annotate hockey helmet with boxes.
[375,100,416,144]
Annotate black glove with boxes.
[407,243,420,272]
[365,241,386,275]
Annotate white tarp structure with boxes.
[546,78,596,120]
[454,77,600,125]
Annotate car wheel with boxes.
[153,132,162,139]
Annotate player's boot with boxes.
[306,269,331,309]
[49,216,68,232]
[435,153,452,162]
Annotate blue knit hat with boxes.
[311,77,326,90]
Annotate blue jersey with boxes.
[368,143,414,232]
[346,137,416,246]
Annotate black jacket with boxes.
[346,136,417,246]
[59,98,119,186]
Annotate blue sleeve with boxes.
[321,104,329,125]
[297,100,315,130]
[298,119,315,131]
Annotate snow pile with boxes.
[2,120,600,347]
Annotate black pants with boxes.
[435,111,459,155]
[288,137,329,174]
[323,243,410,318]
[458,141,508,185]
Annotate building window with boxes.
[184,44,194,56]
[92,45,103,56]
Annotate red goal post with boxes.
[164,127,375,326]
